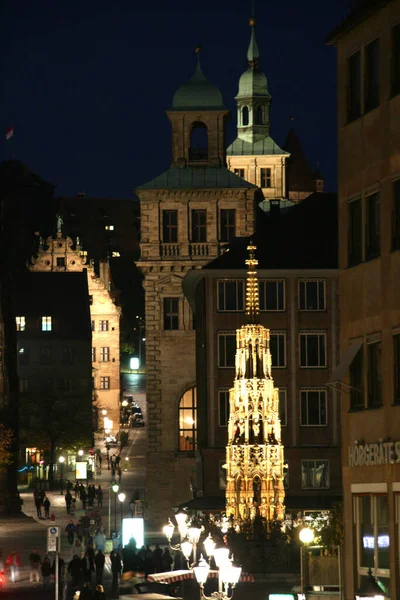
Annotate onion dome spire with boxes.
[247,16,259,69]
[245,241,259,323]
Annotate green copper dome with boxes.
[171,53,226,111]
[236,70,270,99]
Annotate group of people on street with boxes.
[65,484,103,513]
[33,488,52,519]
[121,540,174,577]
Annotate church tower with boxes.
[28,217,121,432]
[136,49,258,524]
[225,243,285,525]
[227,19,289,202]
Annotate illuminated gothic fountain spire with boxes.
[225,242,285,526]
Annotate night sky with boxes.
[1,0,351,199]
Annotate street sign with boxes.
[47,526,60,552]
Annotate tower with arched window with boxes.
[226,18,290,203]
[136,48,258,524]
[225,243,285,524]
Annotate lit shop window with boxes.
[41,316,52,332]
[105,225,114,231]
[16,316,26,331]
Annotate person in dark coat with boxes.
[161,547,173,572]
[43,495,51,519]
[94,550,105,584]
[110,550,122,588]
[81,551,94,583]
[79,581,92,600]
[65,520,75,545]
[153,544,163,572]
[67,554,82,587]
[144,545,154,577]
[93,583,106,600]
[41,555,52,590]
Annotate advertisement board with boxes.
[75,461,87,480]
[122,517,144,548]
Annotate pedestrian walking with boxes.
[33,489,42,518]
[75,520,83,544]
[144,545,154,578]
[65,520,75,545]
[80,486,87,510]
[41,555,52,590]
[98,454,102,470]
[117,466,122,483]
[43,495,51,519]
[65,490,73,513]
[29,548,41,582]
[110,550,122,588]
[67,554,82,587]
[94,550,105,584]
[5,550,20,583]
[93,583,106,600]
[96,485,103,508]
[81,551,94,583]
[153,544,163,573]
[94,531,106,552]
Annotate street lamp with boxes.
[118,492,126,536]
[355,568,387,600]
[108,482,120,537]
[194,552,241,600]
[78,450,84,457]
[102,410,107,416]
[163,513,202,566]
[299,527,315,595]
[58,456,65,495]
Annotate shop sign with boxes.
[349,440,400,467]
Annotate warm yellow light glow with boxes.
[299,527,315,545]
[58,456,65,463]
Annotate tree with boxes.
[20,385,92,487]
[0,424,14,472]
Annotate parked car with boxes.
[130,414,145,428]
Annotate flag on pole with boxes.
[5,126,14,141]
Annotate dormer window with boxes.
[16,316,26,331]
[41,316,52,331]
[260,168,271,188]
[256,106,263,125]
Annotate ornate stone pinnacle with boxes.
[245,242,259,323]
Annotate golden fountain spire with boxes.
[245,241,259,324]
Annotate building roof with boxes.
[170,51,226,111]
[226,136,288,157]
[13,271,91,341]
[0,160,55,189]
[325,0,390,44]
[284,128,315,193]
[203,192,338,270]
[136,166,256,190]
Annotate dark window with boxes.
[189,122,208,161]
[242,107,249,126]
[270,333,286,367]
[350,347,364,410]
[393,180,400,250]
[301,460,330,489]
[233,169,244,179]
[394,334,400,404]
[89,295,93,305]
[18,348,29,365]
[163,298,179,330]
[347,50,361,121]
[62,347,74,365]
[218,280,244,311]
[40,346,52,365]
[301,389,327,426]
[63,379,76,396]
[300,333,326,367]
[218,333,236,368]
[191,210,207,242]
[279,389,287,427]
[218,389,230,426]
[92,347,96,362]
[179,387,197,451]
[57,257,65,267]
[259,280,285,311]
[365,192,380,259]
[391,23,400,97]
[260,168,271,188]
[367,341,382,408]
[91,320,95,331]
[220,209,236,242]
[299,280,326,311]
[348,198,363,266]
[364,38,380,112]
[162,210,178,243]
[256,106,263,125]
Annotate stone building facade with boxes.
[136,51,259,523]
[327,1,400,598]
[29,223,121,431]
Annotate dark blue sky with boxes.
[1,0,350,198]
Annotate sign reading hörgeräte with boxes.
[349,440,400,467]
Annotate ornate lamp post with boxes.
[163,512,202,566]
[299,526,315,595]
[118,492,126,536]
[108,482,120,537]
[194,551,241,600]
[355,568,387,600]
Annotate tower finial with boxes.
[247,16,259,68]
[245,241,259,323]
